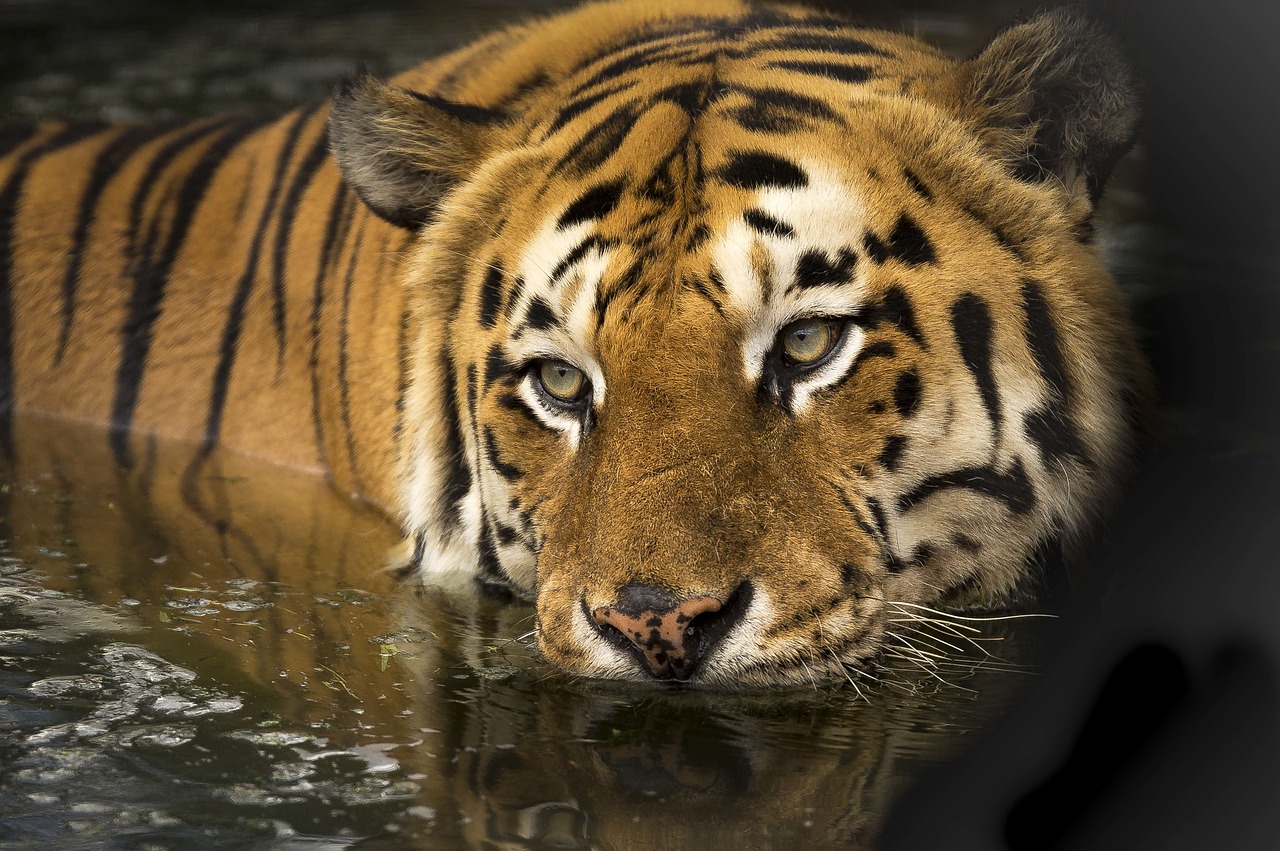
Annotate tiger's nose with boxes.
[589,582,753,681]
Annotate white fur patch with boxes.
[714,161,872,411]
[518,218,593,295]
[704,585,771,678]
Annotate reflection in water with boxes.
[0,416,1040,848]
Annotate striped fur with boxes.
[0,1,1149,686]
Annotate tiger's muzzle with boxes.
[589,582,753,681]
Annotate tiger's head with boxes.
[329,2,1147,687]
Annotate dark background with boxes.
[4,0,1279,846]
[881,0,1280,848]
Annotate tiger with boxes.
[0,0,1149,688]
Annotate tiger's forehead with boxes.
[476,15,960,341]
[497,138,893,358]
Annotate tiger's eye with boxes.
[780,318,839,365]
[538,360,587,402]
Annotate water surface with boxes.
[0,417,1045,848]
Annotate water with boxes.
[0,2,1149,847]
[0,416,1042,849]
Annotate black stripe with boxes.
[551,102,638,176]
[653,80,714,113]
[334,223,366,486]
[203,113,314,453]
[478,263,505,329]
[494,520,521,547]
[568,37,711,99]
[309,187,354,475]
[961,203,1025,261]
[607,250,647,299]
[688,273,725,316]
[393,296,411,445]
[893,368,922,417]
[721,84,842,124]
[950,292,1001,444]
[940,570,983,601]
[548,235,605,286]
[878,434,907,472]
[497,391,541,425]
[524,296,559,332]
[832,481,879,542]
[558,179,625,230]
[126,117,235,259]
[793,248,857,289]
[503,275,526,323]
[225,107,317,395]
[743,208,795,238]
[768,60,873,84]
[0,123,39,160]
[1022,277,1072,392]
[753,30,886,56]
[909,543,935,566]
[866,285,926,349]
[484,426,524,481]
[465,363,478,423]
[483,345,515,388]
[404,89,506,125]
[863,213,936,267]
[638,157,677,203]
[819,339,894,400]
[494,70,552,112]
[57,122,183,365]
[110,113,276,467]
[904,168,932,201]
[865,496,889,540]
[205,120,339,464]
[593,283,617,332]
[896,457,1036,516]
[395,532,428,580]
[687,223,710,250]
[859,340,896,362]
[439,351,473,517]
[476,517,506,586]
[714,150,807,190]
[270,108,328,377]
[1020,278,1088,467]
[0,122,109,457]
[770,592,847,633]
[547,82,632,136]
[496,392,525,413]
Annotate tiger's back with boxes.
[0,1,763,506]
[0,0,1150,687]
[1,107,404,504]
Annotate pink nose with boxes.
[590,583,751,681]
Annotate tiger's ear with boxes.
[959,6,1141,207]
[328,71,506,229]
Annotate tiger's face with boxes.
[331,3,1147,686]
